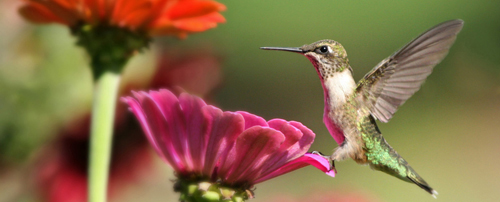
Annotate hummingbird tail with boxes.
[361,115,438,197]
[406,169,438,198]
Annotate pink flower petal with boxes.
[255,153,335,184]
[147,90,193,172]
[253,119,303,178]
[201,106,244,177]
[177,93,209,173]
[123,92,184,172]
[236,111,268,129]
[257,120,318,179]
[288,121,315,156]
[219,126,285,184]
[121,96,156,150]
[268,119,302,151]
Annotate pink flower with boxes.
[122,89,335,195]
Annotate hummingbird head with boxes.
[261,39,351,79]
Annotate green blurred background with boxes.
[1,0,500,201]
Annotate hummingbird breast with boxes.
[321,69,368,162]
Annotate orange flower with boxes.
[19,0,226,38]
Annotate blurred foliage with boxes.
[1,0,500,202]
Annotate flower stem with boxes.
[72,23,150,202]
[89,71,121,202]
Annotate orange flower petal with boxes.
[19,3,69,24]
[198,12,226,23]
[111,0,151,28]
[83,0,105,23]
[172,20,214,32]
[29,0,81,25]
[167,0,226,20]
[172,12,225,32]
[20,0,225,38]
[120,8,153,30]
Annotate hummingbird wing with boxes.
[355,19,463,122]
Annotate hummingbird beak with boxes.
[260,47,304,54]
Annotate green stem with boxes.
[89,71,121,202]
[72,23,149,202]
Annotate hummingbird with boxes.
[261,19,463,197]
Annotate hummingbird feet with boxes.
[311,151,337,173]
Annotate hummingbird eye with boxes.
[318,46,330,54]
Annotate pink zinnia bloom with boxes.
[122,89,335,199]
